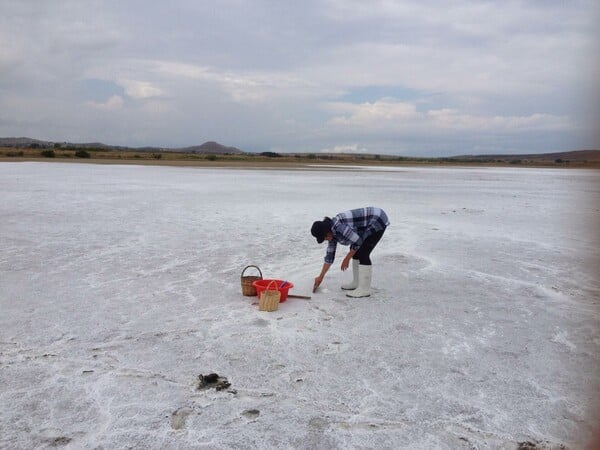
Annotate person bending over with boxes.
[311,206,389,298]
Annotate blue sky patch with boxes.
[78,79,124,102]
[341,85,421,103]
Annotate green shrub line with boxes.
[0,146,595,167]
[75,150,91,158]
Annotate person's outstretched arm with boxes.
[314,262,331,291]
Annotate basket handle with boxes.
[265,279,279,291]
[241,265,262,278]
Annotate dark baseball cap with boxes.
[311,220,328,243]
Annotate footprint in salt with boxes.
[171,407,193,430]
[241,409,260,420]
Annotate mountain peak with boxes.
[179,141,243,154]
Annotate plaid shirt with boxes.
[324,207,389,264]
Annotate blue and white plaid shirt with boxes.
[324,207,389,264]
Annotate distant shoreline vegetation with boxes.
[0,140,599,168]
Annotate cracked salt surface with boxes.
[1,162,599,449]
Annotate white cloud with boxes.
[151,61,211,79]
[118,80,164,100]
[144,59,321,104]
[326,99,420,129]
[426,109,574,132]
[325,99,574,135]
[87,95,124,110]
[0,0,597,153]
[319,143,368,154]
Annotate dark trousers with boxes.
[353,228,386,265]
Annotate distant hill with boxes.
[0,137,51,147]
[450,149,600,162]
[177,141,243,154]
[0,137,244,154]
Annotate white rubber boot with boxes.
[341,259,359,290]
[346,265,372,298]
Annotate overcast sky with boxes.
[1,1,598,156]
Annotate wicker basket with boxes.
[259,280,280,312]
[241,265,263,296]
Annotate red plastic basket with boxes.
[252,279,294,302]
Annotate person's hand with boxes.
[341,255,352,271]
[313,276,323,292]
